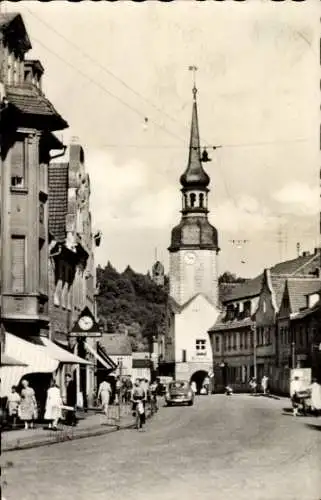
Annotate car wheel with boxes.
[188,400,193,406]
[166,402,172,407]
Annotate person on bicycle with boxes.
[131,380,146,431]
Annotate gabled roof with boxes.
[98,334,132,356]
[6,84,68,131]
[209,316,254,333]
[223,251,320,303]
[48,163,69,242]
[0,13,31,53]
[287,278,321,314]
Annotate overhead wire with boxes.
[26,8,314,251]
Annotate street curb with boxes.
[2,410,155,453]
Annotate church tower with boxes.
[168,85,219,306]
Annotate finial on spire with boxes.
[189,65,198,101]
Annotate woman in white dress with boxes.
[44,380,63,430]
[309,378,321,416]
[98,378,112,419]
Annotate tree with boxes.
[219,271,245,284]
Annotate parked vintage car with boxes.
[165,380,194,406]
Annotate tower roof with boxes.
[180,88,210,189]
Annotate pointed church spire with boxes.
[180,83,210,189]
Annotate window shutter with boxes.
[11,140,26,187]
[11,236,25,292]
[11,141,24,176]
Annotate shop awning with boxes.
[84,341,116,371]
[1,334,60,398]
[40,337,92,365]
[1,354,28,366]
[0,334,91,398]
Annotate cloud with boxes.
[213,195,276,234]
[272,181,319,216]
[86,149,179,231]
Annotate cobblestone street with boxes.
[2,395,321,500]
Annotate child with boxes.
[7,386,21,428]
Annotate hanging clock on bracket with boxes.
[78,315,94,331]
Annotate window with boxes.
[266,327,271,345]
[233,333,237,350]
[39,202,44,224]
[244,331,248,349]
[196,339,206,355]
[7,52,14,84]
[182,349,187,363]
[227,334,231,351]
[215,335,220,352]
[11,139,27,188]
[11,236,25,292]
[199,193,204,208]
[240,332,244,350]
[225,335,228,351]
[190,193,196,208]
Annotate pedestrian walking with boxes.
[290,376,303,416]
[249,377,257,395]
[115,376,121,405]
[309,378,321,416]
[261,375,269,395]
[97,378,112,420]
[19,379,37,430]
[65,373,77,426]
[131,379,146,431]
[44,380,63,430]
[6,386,21,429]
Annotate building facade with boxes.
[209,249,321,393]
[48,143,101,406]
[277,277,321,391]
[161,86,220,390]
[0,13,92,405]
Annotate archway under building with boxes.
[190,370,209,394]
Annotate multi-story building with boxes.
[0,13,71,402]
[48,143,107,406]
[277,276,321,391]
[160,85,220,391]
[209,249,321,393]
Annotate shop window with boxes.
[11,138,27,189]
[11,236,25,292]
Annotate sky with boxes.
[3,0,320,278]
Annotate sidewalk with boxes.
[2,404,153,452]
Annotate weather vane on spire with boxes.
[188,65,198,100]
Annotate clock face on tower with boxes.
[185,252,196,265]
[78,316,94,331]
